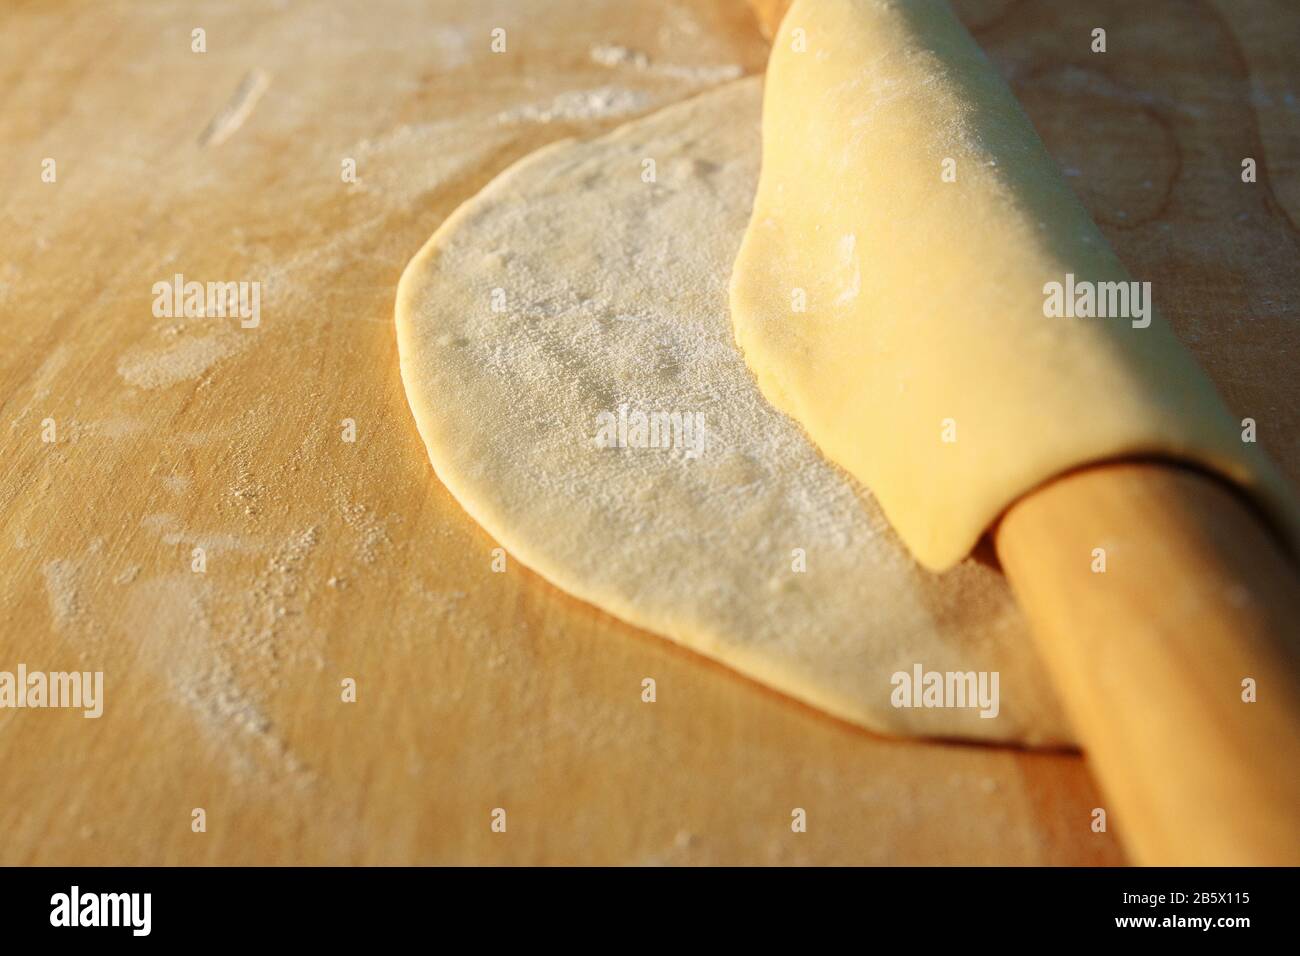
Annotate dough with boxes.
[397,79,1072,745]
[731,0,1299,570]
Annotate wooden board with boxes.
[3,0,1292,866]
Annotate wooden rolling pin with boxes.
[998,463,1300,865]
[747,0,1300,865]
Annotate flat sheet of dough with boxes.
[731,0,1300,570]
[396,78,1071,745]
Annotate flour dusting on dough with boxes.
[396,79,1071,746]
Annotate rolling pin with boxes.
[746,0,1300,865]
[997,463,1300,864]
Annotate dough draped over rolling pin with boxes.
[729,0,1300,570]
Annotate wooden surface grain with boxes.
[2,0,1294,866]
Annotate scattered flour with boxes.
[140,512,250,554]
[116,333,244,390]
[590,43,743,84]
[234,526,321,662]
[42,559,83,631]
[9,343,69,429]
[122,574,309,785]
[497,86,651,123]
[337,496,393,565]
[432,26,470,69]
[113,565,141,585]
[69,416,148,440]
[590,43,653,70]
